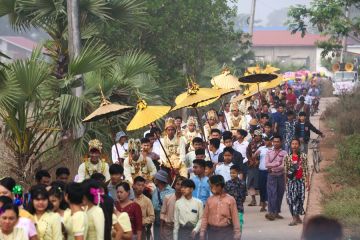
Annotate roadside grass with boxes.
[323,91,360,238]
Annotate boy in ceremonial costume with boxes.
[77,139,110,182]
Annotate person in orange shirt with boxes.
[200,175,241,240]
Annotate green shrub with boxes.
[324,187,360,237]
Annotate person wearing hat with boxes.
[246,129,264,206]
[182,116,201,153]
[204,110,219,140]
[229,102,247,135]
[160,118,187,177]
[123,139,157,185]
[152,170,175,240]
[77,139,110,182]
[111,131,128,164]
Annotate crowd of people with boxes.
[0,78,343,240]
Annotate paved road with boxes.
[241,98,335,240]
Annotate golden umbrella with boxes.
[171,80,235,142]
[126,99,171,131]
[230,88,258,103]
[126,98,175,171]
[175,89,219,108]
[211,67,242,89]
[263,64,280,74]
[83,87,133,161]
[172,81,233,112]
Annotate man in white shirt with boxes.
[209,138,222,164]
[173,179,203,240]
[215,147,234,182]
[233,129,249,163]
[111,131,128,164]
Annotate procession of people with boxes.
[0,73,328,240]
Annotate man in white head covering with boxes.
[111,131,128,164]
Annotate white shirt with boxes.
[173,197,203,240]
[245,114,253,129]
[298,95,312,105]
[209,148,222,164]
[111,143,128,163]
[257,146,272,170]
[77,161,110,182]
[185,151,210,178]
[215,162,233,182]
[233,140,249,163]
[217,121,229,133]
[152,139,161,156]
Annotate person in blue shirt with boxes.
[272,104,287,142]
[191,159,211,205]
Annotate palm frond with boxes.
[68,40,116,76]
[0,70,21,116]
[107,0,147,27]
[9,47,54,100]
[115,50,158,81]
[0,0,33,30]
[79,0,111,21]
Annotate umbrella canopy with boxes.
[83,95,133,122]
[174,90,219,109]
[263,64,280,74]
[127,99,171,131]
[230,89,258,103]
[211,68,241,89]
[238,73,278,84]
[171,82,234,112]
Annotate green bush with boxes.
[324,187,360,237]
[324,93,360,237]
[324,90,360,135]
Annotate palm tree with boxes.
[0,40,168,185]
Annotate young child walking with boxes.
[225,165,247,231]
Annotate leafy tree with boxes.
[138,0,249,87]
[287,0,360,58]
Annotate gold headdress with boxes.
[206,110,218,121]
[89,139,103,152]
[230,102,239,111]
[127,139,142,155]
[186,116,198,127]
[164,117,176,130]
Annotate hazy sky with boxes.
[236,0,311,25]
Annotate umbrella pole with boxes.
[257,82,262,110]
[194,108,213,162]
[220,98,230,130]
[107,118,121,164]
[154,132,174,171]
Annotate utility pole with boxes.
[340,5,350,64]
[67,0,82,96]
[249,0,257,37]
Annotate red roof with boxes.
[252,30,327,47]
[0,36,38,51]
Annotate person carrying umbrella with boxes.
[111,131,129,164]
[160,118,187,177]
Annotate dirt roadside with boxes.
[305,112,338,219]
